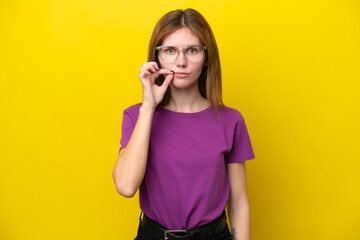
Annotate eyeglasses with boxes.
[156,45,207,63]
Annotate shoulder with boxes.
[122,103,142,121]
[218,105,245,122]
[123,103,142,114]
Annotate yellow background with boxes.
[1,0,359,239]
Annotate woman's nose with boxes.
[176,51,187,67]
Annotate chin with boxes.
[171,79,198,89]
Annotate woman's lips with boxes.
[174,72,190,78]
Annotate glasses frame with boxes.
[156,45,207,63]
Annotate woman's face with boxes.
[158,27,206,89]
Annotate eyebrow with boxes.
[161,44,202,47]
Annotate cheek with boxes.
[158,60,171,69]
[191,65,205,80]
[195,62,206,74]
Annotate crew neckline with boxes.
[157,104,212,117]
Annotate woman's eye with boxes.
[187,48,198,54]
[165,48,175,54]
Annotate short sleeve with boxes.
[118,109,136,153]
[225,115,255,163]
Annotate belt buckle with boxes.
[164,229,187,240]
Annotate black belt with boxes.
[139,210,228,240]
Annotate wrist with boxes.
[140,104,156,114]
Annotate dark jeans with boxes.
[134,211,233,240]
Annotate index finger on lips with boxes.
[151,69,173,78]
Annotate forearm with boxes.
[227,201,251,240]
[113,105,154,197]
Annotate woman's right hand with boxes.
[138,61,174,110]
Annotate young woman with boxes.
[113,8,255,240]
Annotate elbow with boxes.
[115,182,138,198]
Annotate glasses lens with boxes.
[158,46,205,63]
[158,46,177,63]
[186,46,204,62]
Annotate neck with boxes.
[165,83,210,113]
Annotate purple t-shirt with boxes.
[119,103,255,230]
